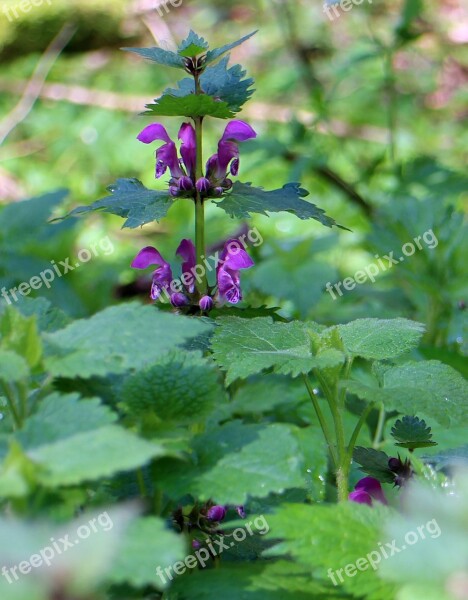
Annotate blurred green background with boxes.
[0,0,466,366]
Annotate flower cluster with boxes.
[137,120,256,198]
[131,238,254,310]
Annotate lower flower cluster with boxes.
[131,238,254,311]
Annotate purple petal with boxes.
[178,176,194,191]
[131,246,168,270]
[236,505,246,518]
[156,141,184,179]
[176,239,196,279]
[220,120,257,143]
[349,490,373,505]
[178,122,197,177]
[355,477,388,505]
[220,240,255,270]
[137,123,172,144]
[217,267,241,304]
[196,177,211,194]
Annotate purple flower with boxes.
[131,239,196,301]
[206,120,257,183]
[207,505,226,522]
[137,122,196,195]
[236,505,246,518]
[349,477,388,506]
[131,246,173,301]
[217,240,254,304]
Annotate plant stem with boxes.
[303,375,337,467]
[384,48,397,168]
[193,73,208,296]
[314,370,348,501]
[0,381,21,429]
[373,403,386,448]
[347,402,376,463]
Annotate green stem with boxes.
[303,375,337,467]
[372,403,386,448]
[385,48,397,167]
[0,381,21,429]
[347,402,376,462]
[193,73,208,296]
[314,371,348,501]
[136,468,148,499]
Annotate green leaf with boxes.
[211,316,344,385]
[215,182,343,228]
[172,561,337,599]
[43,303,211,378]
[163,57,254,113]
[108,517,187,590]
[57,178,172,229]
[391,415,437,449]
[0,307,42,369]
[344,360,468,427]
[353,447,395,483]
[205,31,258,65]
[121,351,226,424]
[122,46,186,69]
[156,422,305,505]
[178,30,209,57]
[338,318,425,360]
[0,350,29,383]
[144,93,234,119]
[264,503,397,600]
[29,425,166,487]
[16,393,117,449]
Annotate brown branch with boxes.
[0,23,76,147]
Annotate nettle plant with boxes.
[62,31,466,517]
[1,29,467,600]
[67,30,341,313]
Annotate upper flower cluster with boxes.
[137,120,257,198]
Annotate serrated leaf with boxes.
[123,46,186,69]
[205,31,257,65]
[108,517,187,590]
[338,318,425,360]
[264,503,397,600]
[215,182,343,228]
[178,30,209,57]
[16,393,117,449]
[57,178,172,229]
[0,350,29,383]
[172,561,338,599]
[353,447,395,483]
[43,303,211,378]
[391,416,437,449]
[144,93,234,119]
[121,351,226,423]
[156,422,305,505]
[29,425,165,487]
[211,316,344,385]
[344,361,468,427]
[163,57,254,113]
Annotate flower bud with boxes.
[178,176,194,191]
[196,177,211,194]
[199,295,214,312]
[170,293,189,307]
[207,505,226,522]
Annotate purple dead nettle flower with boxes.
[349,477,388,506]
[217,239,254,304]
[131,238,196,304]
[207,505,227,522]
[137,120,256,198]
